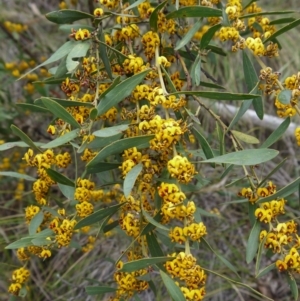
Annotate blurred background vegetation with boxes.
[0,0,300,300]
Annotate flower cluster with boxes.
[8,267,30,296]
[165,252,206,300]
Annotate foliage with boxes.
[1,0,300,300]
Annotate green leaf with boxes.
[142,210,169,232]
[10,125,41,153]
[264,18,300,44]
[190,54,201,86]
[149,1,168,32]
[58,183,75,200]
[255,236,266,276]
[87,135,154,167]
[97,69,149,116]
[41,97,81,128]
[202,238,240,278]
[0,171,36,181]
[86,162,121,175]
[170,90,259,100]
[0,141,43,151]
[277,89,292,105]
[41,129,79,149]
[35,97,94,108]
[93,124,129,137]
[227,99,252,131]
[74,203,124,229]
[257,158,287,188]
[269,17,296,25]
[66,41,91,72]
[97,39,128,60]
[166,6,222,19]
[16,103,49,113]
[99,32,113,80]
[88,134,123,149]
[199,81,225,89]
[257,177,300,203]
[260,117,290,149]
[192,127,214,160]
[256,262,276,278]
[124,0,145,11]
[206,44,227,56]
[160,65,177,93]
[85,286,117,295]
[160,270,186,301]
[124,163,143,198]
[119,256,172,273]
[46,9,94,24]
[202,149,278,165]
[31,237,53,246]
[246,221,261,264]
[141,211,164,235]
[243,51,263,119]
[146,232,164,258]
[231,130,259,144]
[200,23,222,49]
[5,238,34,249]
[287,273,299,301]
[175,20,202,50]
[46,168,75,187]
[98,76,121,102]
[19,41,77,79]
[28,211,44,235]
[240,11,295,20]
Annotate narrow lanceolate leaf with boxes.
[146,232,165,258]
[257,177,300,203]
[200,23,222,49]
[35,97,94,108]
[142,210,170,232]
[11,125,41,153]
[124,0,145,11]
[227,99,252,131]
[28,211,44,235]
[41,97,81,128]
[170,91,259,100]
[256,262,276,278]
[160,270,186,301]
[260,117,290,149]
[277,89,292,105]
[201,149,278,165]
[97,69,150,116]
[255,237,266,276]
[119,257,173,273]
[175,20,202,50]
[246,221,261,264]
[16,103,49,113]
[41,129,79,149]
[149,1,168,32]
[269,17,296,25]
[166,6,222,19]
[0,172,36,181]
[85,286,117,296]
[202,238,240,278]
[124,163,143,198]
[57,183,75,200]
[46,168,75,187]
[19,41,77,79]
[231,130,259,144]
[287,273,299,301]
[240,11,295,20]
[99,32,113,79]
[74,203,124,229]
[243,51,263,119]
[87,135,154,167]
[93,124,129,137]
[66,41,91,72]
[86,162,121,175]
[46,9,94,24]
[190,54,201,86]
[192,127,214,160]
[0,141,42,151]
[264,18,300,44]
[5,238,34,249]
